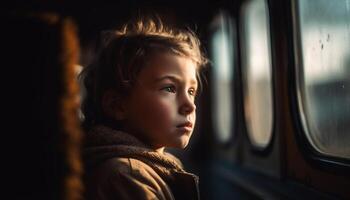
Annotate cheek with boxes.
[137,95,176,126]
[153,99,175,121]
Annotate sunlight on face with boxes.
[122,53,198,151]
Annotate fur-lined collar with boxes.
[83,125,185,178]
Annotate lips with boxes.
[176,122,193,128]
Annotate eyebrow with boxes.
[155,75,198,86]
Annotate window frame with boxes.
[208,10,238,146]
[290,0,350,170]
[239,0,276,152]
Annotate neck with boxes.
[109,123,165,154]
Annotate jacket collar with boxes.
[83,125,185,176]
[83,124,200,200]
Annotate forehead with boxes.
[140,53,198,82]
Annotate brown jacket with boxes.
[83,125,200,200]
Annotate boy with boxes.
[80,19,207,200]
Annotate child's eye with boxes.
[188,88,197,96]
[162,85,176,93]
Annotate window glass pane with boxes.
[241,0,273,148]
[296,0,350,159]
[211,11,235,143]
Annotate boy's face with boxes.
[121,53,198,150]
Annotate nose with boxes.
[179,93,196,115]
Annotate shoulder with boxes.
[103,157,165,184]
[87,157,174,200]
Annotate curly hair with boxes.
[78,18,208,130]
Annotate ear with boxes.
[102,90,126,120]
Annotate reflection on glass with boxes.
[211,11,235,143]
[296,0,350,159]
[241,0,273,148]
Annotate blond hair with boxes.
[79,18,208,129]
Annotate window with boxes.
[210,11,235,143]
[240,0,274,149]
[294,0,350,159]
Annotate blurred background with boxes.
[2,0,349,199]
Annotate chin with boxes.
[168,136,190,149]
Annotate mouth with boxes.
[176,122,193,132]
